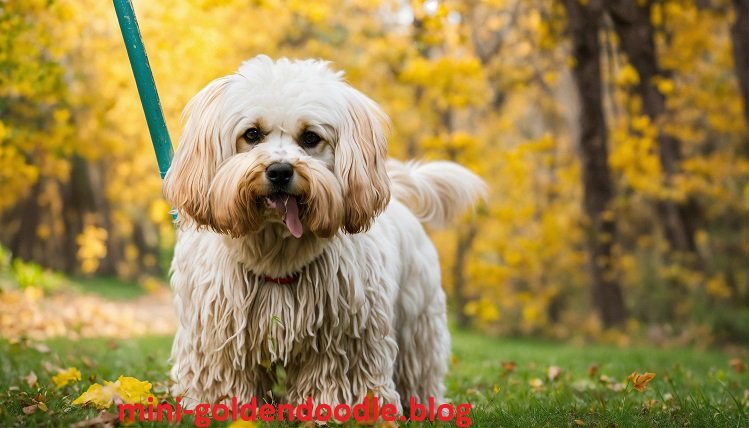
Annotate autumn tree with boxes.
[562,0,628,326]
[1,0,747,341]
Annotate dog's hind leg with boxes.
[393,252,450,409]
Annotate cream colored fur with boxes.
[165,56,486,413]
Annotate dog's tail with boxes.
[387,159,487,228]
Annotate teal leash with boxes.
[113,0,173,180]
[113,0,176,219]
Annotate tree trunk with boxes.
[2,156,123,276]
[607,0,700,253]
[564,0,628,326]
[732,0,749,147]
[452,223,478,329]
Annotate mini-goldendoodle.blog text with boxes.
[118,396,473,427]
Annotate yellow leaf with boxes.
[627,371,656,392]
[52,367,81,388]
[528,378,544,391]
[228,421,259,428]
[615,63,640,86]
[73,376,156,409]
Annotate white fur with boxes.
[165,56,486,412]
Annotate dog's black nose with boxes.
[266,162,294,186]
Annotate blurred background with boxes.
[1,0,747,346]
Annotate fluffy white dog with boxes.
[164,55,486,413]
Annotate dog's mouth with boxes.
[263,192,304,238]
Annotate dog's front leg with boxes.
[284,334,401,419]
[284,349,351,410]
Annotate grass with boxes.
[0,330,747,427]
[71,276,148,300]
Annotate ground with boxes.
[0,282,747,427]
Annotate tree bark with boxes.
[564,0,628,326]
[731,0,749,144]
[606,0,700,253]
[452,222,478,329]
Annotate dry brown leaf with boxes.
[729,358,745,373]
[33,343,50,353]
[588,364,598,378]
[70,411,118,428]
[501,361,517,373]
[548,365,562,381]
[81,356,94,368]
[22,404,38,415]
[24,371,38,388]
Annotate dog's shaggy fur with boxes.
[164,56,486,411]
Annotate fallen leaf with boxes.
[588,364,598,378]
[81,356,94,368]
[628,371,656,392]
[501,361,517,373]
[228,421,259,428]
[729,358,745,373]
[22,404,38,415]
[574,419,586,426]
[37,402,48,412]
[70,411,119,428]
[52,367,81,388]
[24,371,38,388]
[42,361,55,373]
[73,376,156,410]
[33,343,50,353]
[528,378,544,391]
[548,365,562,381]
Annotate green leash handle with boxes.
[113,0,173,179]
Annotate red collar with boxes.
[263,274,299,285]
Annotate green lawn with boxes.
[0,330,746,427]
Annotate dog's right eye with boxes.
[243,128,263,143]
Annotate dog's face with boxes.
[163,56,391,239]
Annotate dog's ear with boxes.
[163,77,232,225]
[335,88,391,233]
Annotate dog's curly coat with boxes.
[164,56,486,412]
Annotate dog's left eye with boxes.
[243,128,263,143]
[300,131,322,148]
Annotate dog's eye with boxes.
[243,128,263,143]
[300,131,322,148]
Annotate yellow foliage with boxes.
[615,64,640,87]
[76,225,108,274]
[52,367,81,388]
[0,0,747,340]
[73,376,156,409]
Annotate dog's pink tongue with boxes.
[267,194,303,238]
[283,196,303,238]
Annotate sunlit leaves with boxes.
[51,367,81,388]
[627,371,656,392]
[72,376,156,409]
